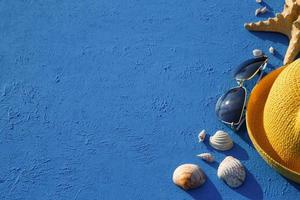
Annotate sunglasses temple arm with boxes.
[232,116,245,131]
[255,69,266,84]
[237,117,245,131]
[256,62,268,84]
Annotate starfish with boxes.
[244,0,300,64]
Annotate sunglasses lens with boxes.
[215,87,246,124]
[234,56,267,81]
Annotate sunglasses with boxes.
[215,56,268,131]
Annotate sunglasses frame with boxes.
[218,86,247,131]
[217,57,268,131]
[235,56,268,84]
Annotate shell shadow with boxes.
[273,51,284,61]
[206,160,219,170]
[187,177,223,200]
[222,142,249,161]
[234,168,263,200]
[203,138,249,161]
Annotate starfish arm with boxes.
[284,19,300,64]
[244,14,292,38]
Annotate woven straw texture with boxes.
[247,60,300,183]
[264,60,300,172]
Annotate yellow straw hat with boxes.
[246,59,300,183]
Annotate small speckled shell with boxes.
[269,46,275,54]
[217,156,246,188]
[198,130,206,142]
[209,130,233,151]
[197,153,214,163]
[172,164,206,190]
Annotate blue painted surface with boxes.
[0,0,299,199]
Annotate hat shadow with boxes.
[233,168,264,200]
[284,177,300,191]
[187,177,222,200]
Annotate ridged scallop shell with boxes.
[196,153,214,163]
[217,156,246,188]
[172,164,206,190]
[209,130,233,151]
[198,129,206,142]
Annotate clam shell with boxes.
[209,130,233,151]
[217,156,246,188]
[253,49,263,57]
[197,153,214,163]
[172,164,206,190]
[256,0,262,3]
[198,129,206,142]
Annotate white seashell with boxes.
[172,164,206,190]
[260,6,268,14]
[217,156,246,188]
[269,46,275,54]
[197,153,214,163]
[252,49,263,57]
[255,8,261,16]
[209,130,233,151]
[256,0,262,3]
[198,129,206,142]
[255,6,268,16]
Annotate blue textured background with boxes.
[0,0,299,199]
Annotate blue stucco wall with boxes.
[0,0,299,199]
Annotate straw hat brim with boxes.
[246,66,300,183]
